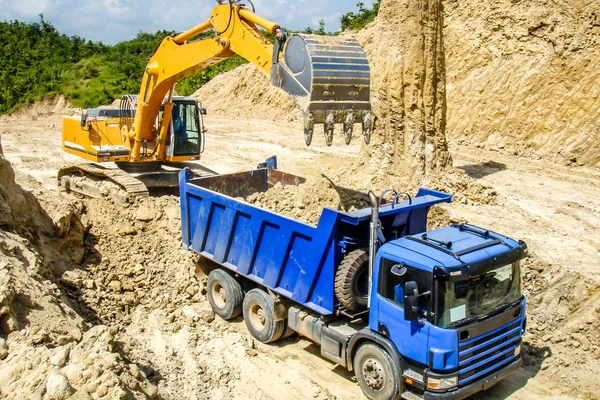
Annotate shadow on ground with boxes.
[458,161,507,180]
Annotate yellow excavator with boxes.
[59,0,372,199]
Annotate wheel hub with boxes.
[362,358,385,390]
[212,283,227,308]
[249,303,267,331]
[257,309,265,324]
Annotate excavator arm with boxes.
[130,4,281,160]
[127,0,372,160]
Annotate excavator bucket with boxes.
[271,34,372,146]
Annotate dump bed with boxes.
[179,167,452,315]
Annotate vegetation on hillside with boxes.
[0,17,247,112]
[0,2,380,113]
[341,1,381,31]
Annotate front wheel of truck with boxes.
[207,269,243,320]
[353,343,400,400]
[243,289,285,343]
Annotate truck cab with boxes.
[362,224,527,399]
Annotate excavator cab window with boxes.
[171,101,201,156]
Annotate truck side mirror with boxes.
[404,281,419,322]
[200,107,207,115]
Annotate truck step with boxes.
[327,319,366,337]
[401,391,424,400]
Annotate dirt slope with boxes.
[192,64,302,123]
[0,152,159,399]
[443,0,600,167]
[195,1,599,168]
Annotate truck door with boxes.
[373,257,431,367]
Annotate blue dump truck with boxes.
[179,163,527,400]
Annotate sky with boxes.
[0,0,376,44]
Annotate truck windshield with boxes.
[436,261,522,328]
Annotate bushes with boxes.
[341,1,380,31]
[0,19,246,112]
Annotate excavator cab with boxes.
[163,97,206,160]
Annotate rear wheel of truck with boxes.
[243,289,285,343]
[207,269,243,320]
[353,343,400,400]
[335,248,369,312]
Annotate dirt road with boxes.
[1,111,598,399]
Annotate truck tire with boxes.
[242,289,285,343]
[281,319,296,339]
[353,343,400,400]
[207,269,243,320]
[335,248,369,312]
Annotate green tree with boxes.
[316,19,326,35]
[340,1,380,31]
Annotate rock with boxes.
[128,363,142,380]
[83,280,95,289]
[96,384,109,397]
[0,337,8,359]
[68,390,93,400]
[61,270,83,289]
[46,371,73,400]
[112,222,136,236]
[50,347,70,367]
[108,280,123,293]
[69,328,83,342]
[144,382,158,400]
[57,335,75,346]
[182,305,202,319]
[572,332,591,351]
[134,264,145,274]
[85,380,98,393]
[61,364,83,385]
[199,309,215,324]
[136,204,154,222]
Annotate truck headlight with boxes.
[427,374,458,390]
[514,343,522,357]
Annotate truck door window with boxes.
[379,258,430,317]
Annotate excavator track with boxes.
[58,163,149,201]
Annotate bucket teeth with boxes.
[272,34,372,146]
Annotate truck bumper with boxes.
[423,357,522,400]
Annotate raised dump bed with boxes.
[179,166,452,315]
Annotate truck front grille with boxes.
[457,318,521,386]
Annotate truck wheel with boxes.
[335,248,369,312]
[353,343,400,400]
[207,269,243,320]
[281,319,296,339]
[243,289,285,343]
